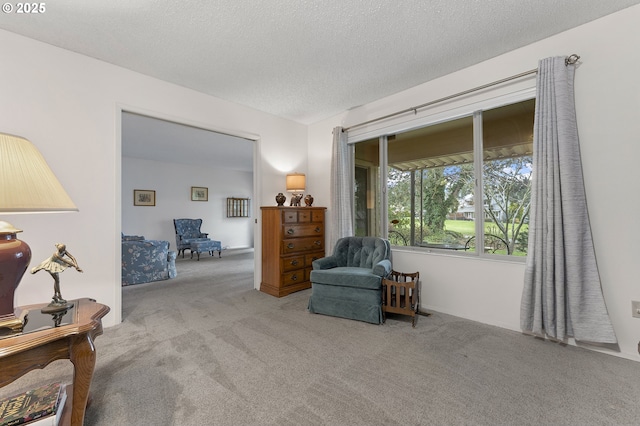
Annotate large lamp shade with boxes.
[0,133,77,331]
[0,133,77,212]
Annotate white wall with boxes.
[1,29,307,326]
[309,5,640,361]
[121,156,253,249]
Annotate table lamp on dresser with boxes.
[0,132,77,331]
[286,173,305,207]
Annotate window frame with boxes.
[350,88,536,262]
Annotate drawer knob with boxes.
[291,274,298,281]
[314,227,321,233]
[290,259,299,266]
[287,228,295,235]
[314,240,321,246]
[287,243,294,249]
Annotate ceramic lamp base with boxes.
[0,222,32,332]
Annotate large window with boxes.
[353,98,534,258]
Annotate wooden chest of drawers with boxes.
[260,206,326,297]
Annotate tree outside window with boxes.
[356,98,534,257]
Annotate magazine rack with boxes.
[382,270,420,327]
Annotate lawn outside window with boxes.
[353,97,534,260]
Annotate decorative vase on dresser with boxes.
[260,206,326,297]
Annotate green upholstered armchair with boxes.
[308,236,392,324]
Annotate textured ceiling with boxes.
[3,1,639,171]
[1,0,639,125]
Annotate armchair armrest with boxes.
[372,259,392,277]
[199,233,209,238]
[312,256,338,270]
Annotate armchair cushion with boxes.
[311,267,383,290]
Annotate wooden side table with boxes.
[0,298,110,426]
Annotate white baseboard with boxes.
[222,247,254,255]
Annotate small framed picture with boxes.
[191,186,208,201]
[134,189,156,206]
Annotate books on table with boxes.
[0,383,67,426]
[28,386,66,426]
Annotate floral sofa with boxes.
[122,234,177,286]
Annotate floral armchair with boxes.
[173,218,210,257]
[122,236,177,286]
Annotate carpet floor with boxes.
[2,251,640,425]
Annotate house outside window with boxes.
[353,98,534,258]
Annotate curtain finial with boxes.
[565,54,580,66]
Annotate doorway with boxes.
[119,110,259,317]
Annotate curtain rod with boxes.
[344,54,580,132]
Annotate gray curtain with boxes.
[328,127,353,250]
[521,57,616,344]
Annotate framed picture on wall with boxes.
[191,186,208,201]
[134,189,156,206]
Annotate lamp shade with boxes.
[286,173,306,192]
[0,133,77,213]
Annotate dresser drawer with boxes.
[282,223,324,238]
[282,237,324,254]
[282,210,299,223]
[281,269,306,287]
[297,210,311,222]
[282,209,319,224]
[311,210,324,223]
[281,255,305,272]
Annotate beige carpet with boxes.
[3,251,640,425]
